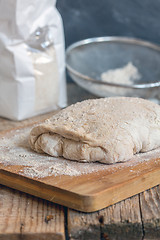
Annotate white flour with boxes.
[0,126,159,179]
[0,1,67,120]
[98,62,141,96]
[28,46,59,113]
[101,62,141,85]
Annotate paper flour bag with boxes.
[0,0,67,120]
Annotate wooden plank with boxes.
[1,123,160,213]
[68,195,143,240]
[1,145,160,212]
[68,209,101,240]
[0,185,65,240]
[140,186,160,240]
[99,196,143,240]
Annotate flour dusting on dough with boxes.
[0,126,160,178]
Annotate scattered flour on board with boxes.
[101,62,141,85]
[0,126,160,179]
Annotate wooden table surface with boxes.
[0,83,160,240]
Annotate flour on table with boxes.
[0,126,160,179]
[0,127,108,178]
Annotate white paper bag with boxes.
[0,0,67,120]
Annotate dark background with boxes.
[57,0,160,47]
[57,0,160,82]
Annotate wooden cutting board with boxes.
[0,125,160,213]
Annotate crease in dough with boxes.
[29,97,160,164]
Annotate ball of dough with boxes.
[29,97,160,164]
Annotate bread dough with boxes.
[29,97,160,164]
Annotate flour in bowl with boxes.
[101,62,141,85]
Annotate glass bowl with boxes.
[66,36,160,102]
